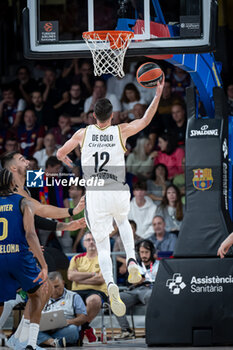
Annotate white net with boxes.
[82,31,134,78]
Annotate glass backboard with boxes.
[23,0,217,60]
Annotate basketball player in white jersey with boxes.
[57,78,164,317]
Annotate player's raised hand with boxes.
[57,148,74,167]
[73,195,85,215]
[66,217,86,231]
[33,266,48,285]
[62,155,74,168]
[217,233,233,258]
[217,242,231,258]
[155,74,165,97]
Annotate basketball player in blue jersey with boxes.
[1,151,86,221]
[1,151,86,349]
[57,79,164,317]
[0,168,49,350]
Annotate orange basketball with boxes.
[136,62,163,88]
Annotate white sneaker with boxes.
[114,329,135,340]
[108,283,126,317]
[6,334,16,349]
[128,263,142,284]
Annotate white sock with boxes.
[95,236,114,286]
[18,318,30,343]
[116,219,136,263]
[0,294,23,330]
[14,315,24,339]
[27,323,39,349]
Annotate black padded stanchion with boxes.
[146,87,233,346]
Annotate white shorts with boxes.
[85,189,130,243]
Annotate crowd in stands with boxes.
[0,60,191,339]
[0,57,189,265]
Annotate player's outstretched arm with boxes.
[58,217,86,231]
[24,194,85,219]
[120,77,164,141]
[21,198,48,284]
[35,215,86,232]
[56,128,85,167]
[217,232,233,258]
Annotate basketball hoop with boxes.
[82,31,134,78]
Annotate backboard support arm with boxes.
[165,53,222,119]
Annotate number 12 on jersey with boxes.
[93,152,110,173]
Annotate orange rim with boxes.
[83,30,134,49]
[83,30,134,40]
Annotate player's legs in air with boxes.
[88,191,141,317]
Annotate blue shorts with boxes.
[0,251,41,303]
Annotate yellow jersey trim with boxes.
[118,125,127,152]
[81,127,88,151]
[94,124,111,131]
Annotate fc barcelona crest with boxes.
[192,168,213,191]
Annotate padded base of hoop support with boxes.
[146,257,233,346]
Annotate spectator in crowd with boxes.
[226,83,233,115]
[173,156,185,204]
[17,109,45,157]
[115,239,159,340]
[37,271,87,347]
[61,59,79,86]
[157,79,183,116]
[154,133,185,180]
[64,185,86,253]
[132,103,147,119]
[4,138,19,153]
[0,85,26,128]
[61,84,85,128]
[36,156,69,248]
[0,131,5,155]
[73,60,94,98]
[68,232,108,342]
[83,78,121,124]
[33,132,58,168]
[39,67,69,111]
[170,103,187,147]
[126,137,157,179]
[12,65,38,105]
[83,110,95,126]
[107,73,133,96]
[112,220,141,284]
[147,164,170,205]
[170,67,191,98]
[27,156,40,200]
[27,156,39,170]
[155,80,184,137]
[120,83,146,121]
[156,185,184,234]
[31,90,57,128]
[50,113,75,146]
[126,103,157,150]
[39,156,68,206]
[148,215,177,253]
[128,182,157,239]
